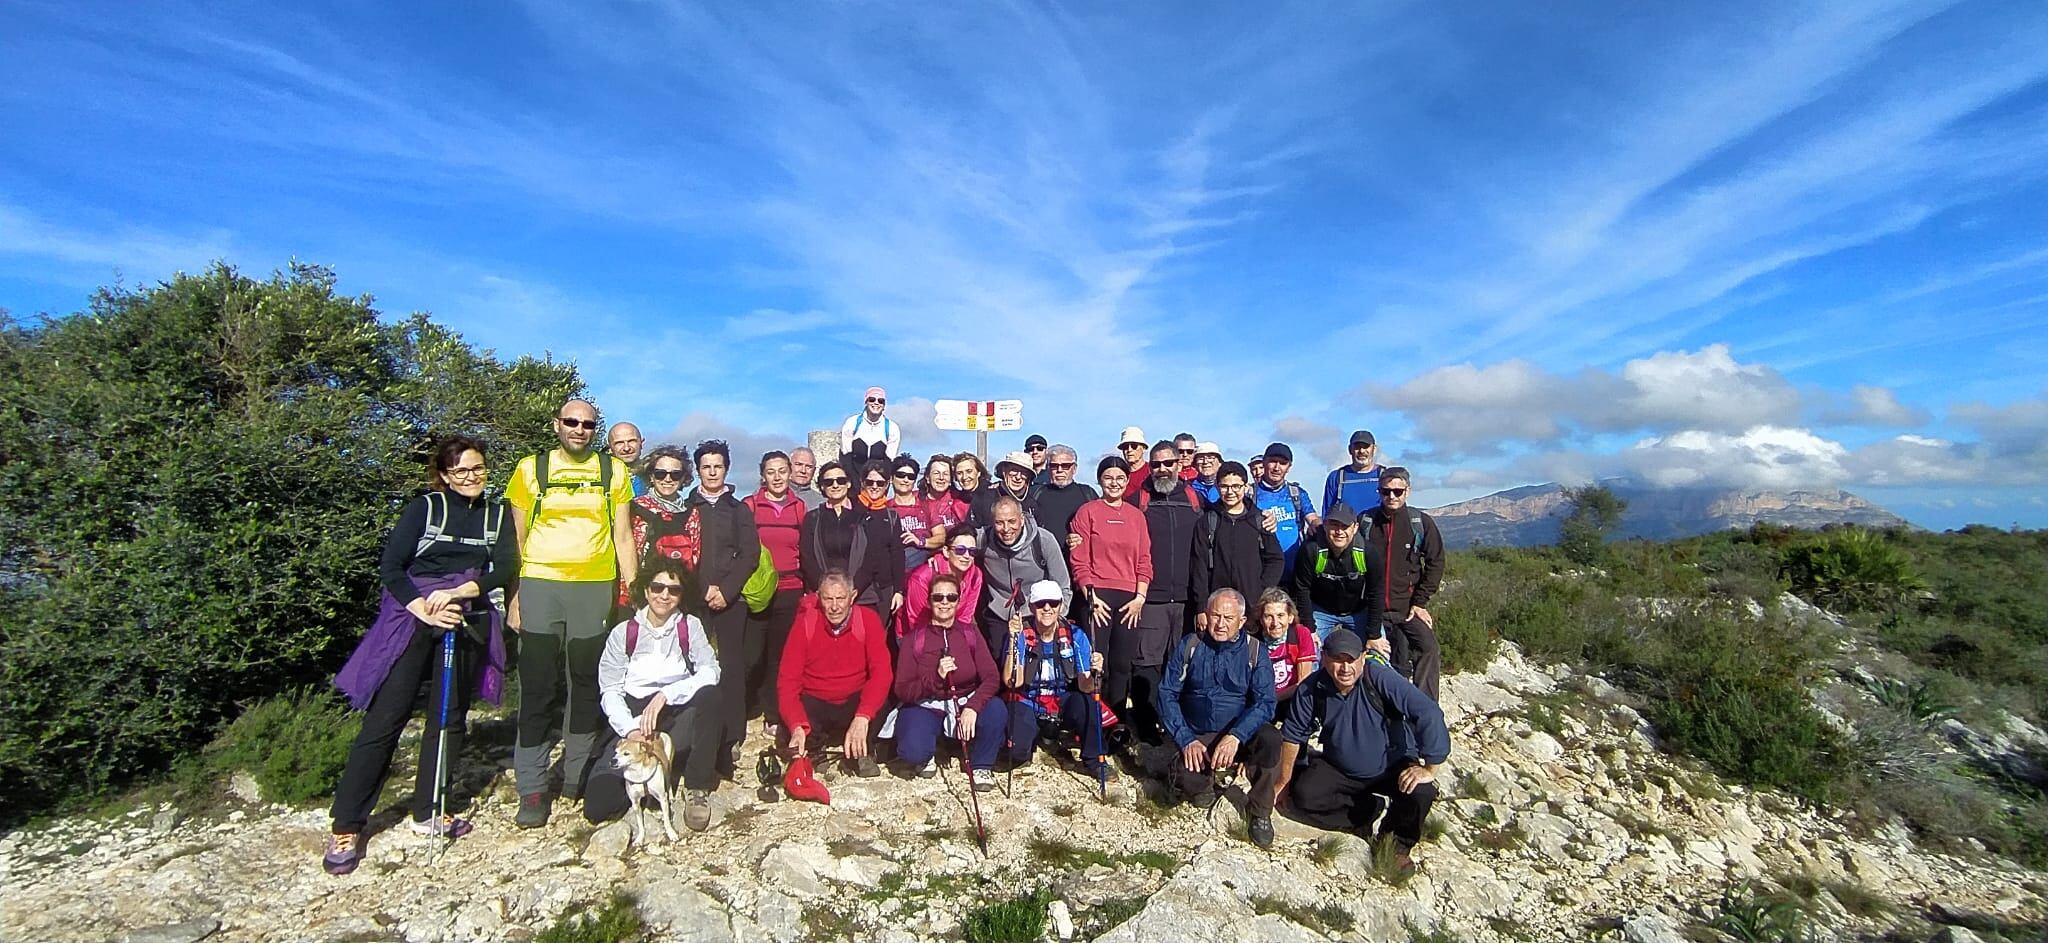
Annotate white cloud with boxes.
[1818,384,1930,426]
[0,202,235,280]
[1617,426,1849,490]
[1269,416,1348,468]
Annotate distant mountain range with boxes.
[1425,482,1911,549]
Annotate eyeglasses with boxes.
[929,593,960,603]
[821,476,850,487]
[444,465,487,480]
[648,468,687,481]
[558,417,598,430]
[1032,600,1063,609]
[646,582,684,597]
[1379,487,1408,496]
[1048,461,1076,471]
[1177,448,1195,455]
[866,397,886,405]
[1219,483,1247,492]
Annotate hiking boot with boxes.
[916,758,937,779]
[1247,815,1275,850]
[514,793,550,829]
[322,833,361,875]
[1086,759,1120,784]
[1375,835,1417,875]
[854,755,881,778]
[683,790,712,832]
[970,768,996,793]
[407,814,474,839]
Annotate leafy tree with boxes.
[0,263,582,819]
[1558,484,1627,565]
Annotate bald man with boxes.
[607,422,645,497]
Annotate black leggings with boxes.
[704,603,758,752]
[331,627,477,833]
[751,592,801,727]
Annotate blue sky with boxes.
[3,0,2045,528]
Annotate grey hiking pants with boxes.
[514,578,615,796]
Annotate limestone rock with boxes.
[1622,911,1687,943]
[120,919,220,943]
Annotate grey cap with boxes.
[1323,628,1366,660]
[1324,501,1359,527]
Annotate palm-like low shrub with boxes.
[1781,528,1922,612]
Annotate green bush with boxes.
[0,264,581,822]
[537,894,645,943]
[204,688,360,805]
[963,888,1050,943]
[1782,528,1922,612]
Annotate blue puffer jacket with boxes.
[1156,630,1276,748]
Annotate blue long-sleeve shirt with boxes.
[1157,631,1276,748]
[1254,479,1317,573]
[1281,662,1450,781]
[1321,465,1382,517]
[1010,622,1095,703]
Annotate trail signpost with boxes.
[933,399,1023,463]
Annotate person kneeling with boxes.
[999,579,1113,779]
[585,561,722,832]
[778,573,894,779]
[892,574,1007,792]
[1156,589,1282,848]
[1268,628,1449,872]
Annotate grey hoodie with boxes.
[975,519,1072,624]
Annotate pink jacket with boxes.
[895,557,985,637]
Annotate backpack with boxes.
[1175,632,1261,687]
[741,545,778,614]
[530,449,617,520]
[1020,622,1083,689]
[1311,546,1368,576]
[1284,482,1313,522]
[414,490,507,561]
[802,594,871,648]
[623,616,695,674]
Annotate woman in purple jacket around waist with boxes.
[324,435,515,874]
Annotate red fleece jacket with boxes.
[777,595,894,731]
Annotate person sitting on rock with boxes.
[1155,588,1281,848]
[777,572,894,778]
[586,560,722,832]
[998,579,1112,779]
[1267,628,1449,872]
[892,573,1008,792]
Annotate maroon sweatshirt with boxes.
[892,619,999,714]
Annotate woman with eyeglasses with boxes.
[799,460,906,623]
[887,454,943,570]
[839,385,899,466]
[326,435,514,874]
[618,445,700,618]
[896,532,984,637]
[892,574,1007,790]
[1067,456,1152,741]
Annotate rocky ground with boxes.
[4,641,2044,943]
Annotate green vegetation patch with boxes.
[204,687,361,805]
[537,894,645,943]
[1249,895,1355,935]
[962,888,1050,943]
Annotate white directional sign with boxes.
[933,399,1023,431]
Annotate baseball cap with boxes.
[1263,442,1293,462]
[1024,434,1049,449]
[1119,426,1147,447]
[1195,441,1222,457]
[1026,579,1064,605]
[1323,629,1366,661]
[997,451,1034,476]
[1324,501,1359,527]
[1349,430,1376,447]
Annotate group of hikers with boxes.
[322,389,1453,877]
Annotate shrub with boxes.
[963,888,1050,943]
[1558,485,1626,566]
[1712,882,1812,943]
[204,688,360,805]
[1782,528,1922,612]
[537,894,645,943]
[0,264,582,821]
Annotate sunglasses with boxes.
[821,476,850,487]
[1177,448,1195,455]
[929,593,960,603]
[646,582,684,597]
[893,471,915,479]
[1032,600,1063,609]
[1150,459,1179,468]
[557,417,598,430]
[949,544,978,555]
[1379,488,1408,496]
[648,468,687,481]
[866,397,886,405]
[1026,444,1047,452]
[863,478,886,487]
[1048,461,1076,470]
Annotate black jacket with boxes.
[800,504,905,608]
[379,489,518,605]
[1031,480,1097,549]
[971,482,1036,532]
[1190,504,1283,605]
[682,489,761,601]
[1366,506,1444,613]
[1132,478,1205,604]
[1287,532,1383,618]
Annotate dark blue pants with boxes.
[895,699,1008,769]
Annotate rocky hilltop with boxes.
[3,602,2040,943]
[1429,483,1910,549]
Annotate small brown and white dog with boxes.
[616,731,678,844]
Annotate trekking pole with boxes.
[1087,674,1107,803]
[942,629,988,856]
[432,628,457,843]
[1004,580,1022,800]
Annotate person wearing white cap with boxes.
[970,450,1039,531]
[1115,426,1149,471]
[997,579,1111,777]
[1189,441,1225,505]
[838,386,899,466]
